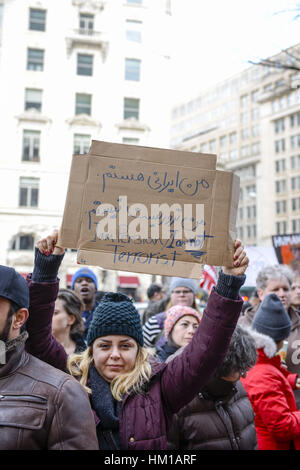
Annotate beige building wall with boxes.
[0,0,171,298]
[170,43,300,247]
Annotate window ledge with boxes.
[16,110,52,124]
[72,0,105,12]
[116,118,150,132]
[66,114,102,128]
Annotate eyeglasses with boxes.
[172,289,193,295]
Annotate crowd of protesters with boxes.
[2,229,300,450]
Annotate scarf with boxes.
[0,331,29,365]
[89,365,122,450]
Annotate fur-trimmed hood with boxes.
[244,327,278,358]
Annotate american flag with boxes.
[200,265,217,294]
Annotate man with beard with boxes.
[71,267,99,339]
[0,265,99,450]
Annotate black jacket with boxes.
[167,380,257,450]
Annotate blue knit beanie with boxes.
[86,292,143,346]
[169,277,197,296]
[252,293,291,343]
[71,268,98,290]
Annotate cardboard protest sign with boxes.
[272,233,300,272]
[58,140,239,278]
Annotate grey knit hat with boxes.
[86,292,143,346]
[169,277,197,296]
[252,293,291,343]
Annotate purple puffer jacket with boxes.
[25,277,243,450]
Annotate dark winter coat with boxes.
[167,380,257,450]
[26,278,243,450]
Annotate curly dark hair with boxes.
[214,325,257,378]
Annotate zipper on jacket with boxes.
[0,394,47,404]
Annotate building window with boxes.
[125,58,141,81]
[25,89,42,112]
[252,142,260,155]
[246,184,256,199]
[251,90,259,102]
[79,13,94,34]
[241,111,250,124]
[240,188,243,201]
[275,138,285,153]
[73,134,91,154]
[252,124,260,138]
[77,54,93,76]
[241,145,250,157]
[240,94,249,107]
[0,4,3,29]
[291,176,300,191]
[251,108,260,121]
[29,8,46,31]
[292,219,300,232]
[11,234,34,251]
[275,159,286,173]
[209,139,217,153]
[241,128,250,140]
[220,135,228,147]
[276,220,287,235]
[126,19,142,42]
[290,155,300,170]
[124,98,139,120]
[229,132,237,144]
[19,177,39,207]
[275,179,287,193]
[229,149,238,160]
[200,143,208,153]
[237,226,244,240]
[75,93,91,115]
[290,134,300,149]
[27,48,44,71]
[291,197,300,211]
[276,200,287,214]
[122,137,139,145]
[22,130,40,162]
[274,117,285,133]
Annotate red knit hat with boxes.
[164,305,201,339]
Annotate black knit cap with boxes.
[252,293,291,343]
[86,292,144,346]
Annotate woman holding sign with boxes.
[26,232,248,450]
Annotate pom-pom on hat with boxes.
[169,277,198,296]
[252,293,291,343]
[164,305,201,339]
[71,268,98,290]
[86,292,143,346]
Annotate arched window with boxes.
[11,234,35,251]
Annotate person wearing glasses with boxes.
[142,277,201,348]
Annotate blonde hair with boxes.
[67,344,153,401]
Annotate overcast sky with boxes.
[169,0,300,102]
